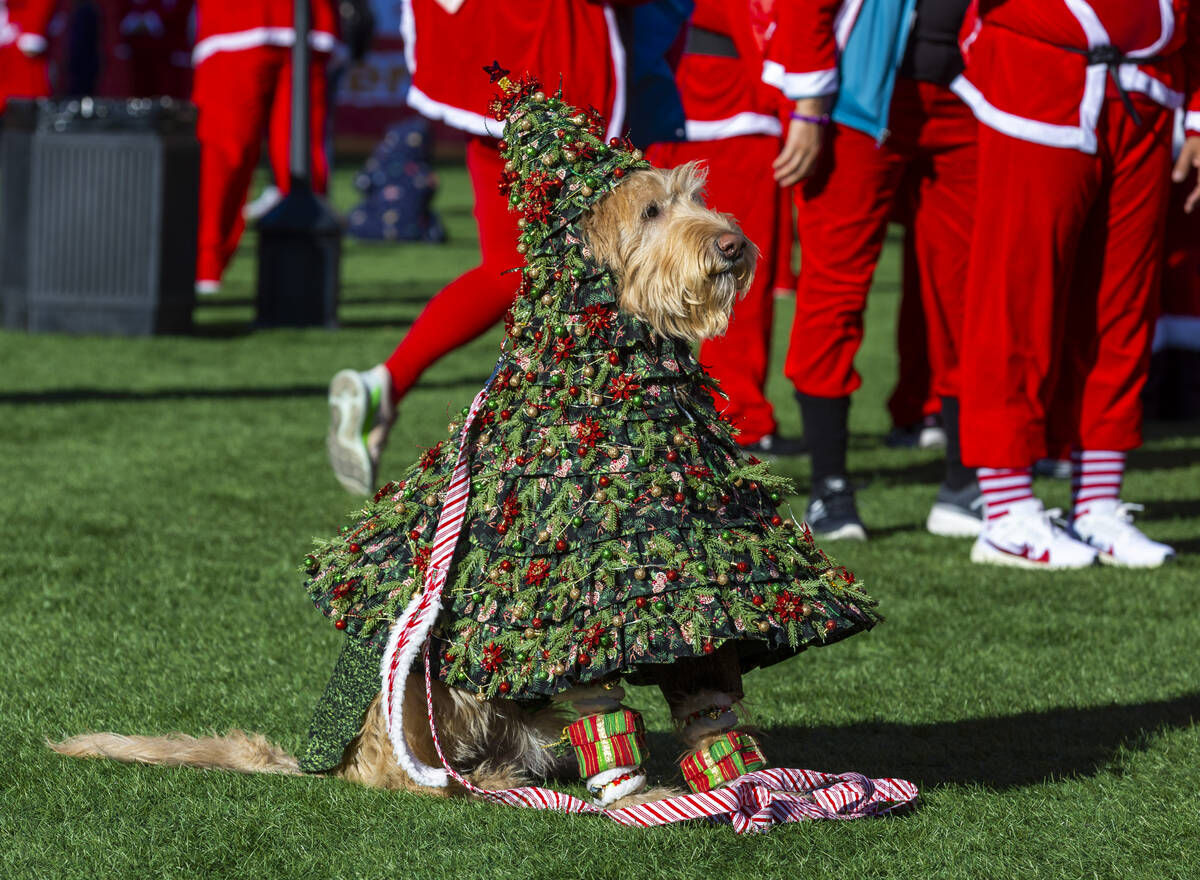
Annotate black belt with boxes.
[1063,45,1163,126]
[685,26,738,59]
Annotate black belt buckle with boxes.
[684,26,739,59]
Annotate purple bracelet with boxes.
[790,111,830,125]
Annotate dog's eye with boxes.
[642,204,659,220]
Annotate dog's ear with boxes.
[580,189,624,271]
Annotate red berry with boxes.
[672,492,685,504]
[532,617,543,628]
[348,543,361,553]
[666,569,679,582]
[609,137,621,147]
[500,560,514,572]
[534,330,543,341]
[409,530,420,541]
[598,476,611,487]
[666,450,678,462]
[608,352,619,364]
[702,641,714,654]
[825,620,837,632]
[498,681,512,694]
[613,168,625,178]
[542,649,551,658]
[771,515,782,526]
[555,539,568,552]
[525,371,536,381]
[496,522,508,534]
[569,385,580,397]
[498,140,508,151]
[721,494,731,504]
[553,270,563,280]
[635,596,648,608]
[737,561,749,573]
[578,652,590,665]
[334,619,346,630]
[752,596,764,606]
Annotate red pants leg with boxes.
[383,137,521,399]
[0,44,50,113]
[785,124,906,399]
[887,225,937,427]
[266,50,331,194]
[648,135,782,444]
[193,48,282,283]
[959,127,1099,467]
[1049,102,1171,454]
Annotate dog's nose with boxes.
[716,232,745,261]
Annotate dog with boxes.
[52,161,767,806]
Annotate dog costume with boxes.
[301,70,880,799]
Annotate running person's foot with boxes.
[804,476,867,541]
[970,498,1097,570]
[327,365,395,495]
[1070,499,1176,568]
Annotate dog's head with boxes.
[580,162,757,343]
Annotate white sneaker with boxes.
[970,498,1098,570]
[327,365,396,496]
[195,280,221,295]
[1070,500,1176,568]
[243,185,283,221]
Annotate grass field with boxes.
[2,162,1199,880]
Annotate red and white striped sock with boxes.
[1071,450,1125,519]
[978,467,1035,523]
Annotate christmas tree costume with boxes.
[299,72,880,791]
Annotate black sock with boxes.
[796,392,849,488]
[940,396,975,491]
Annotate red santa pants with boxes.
[193,46,329,284]
[383,137,522,400]
[0,43,50,113]
[647,135,783,444]
[787,79,976,403]
[959,99,1170,467]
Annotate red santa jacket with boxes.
[400,0,630,141]
[674,0,788,141]
[1,0,57,54]
[953,0,1200,152]
[192,0,338,67]
[759,0,854,100]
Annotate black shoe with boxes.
[884,414,947,450]
[805,476,868,541]
[739,433,807,457]
[926,480,984,537]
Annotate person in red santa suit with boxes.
[953,0,1198,569]
[765,0,979,541]
[645,0,802,457]
[191,0,338,294]
[326,0,635,496]
[0,0,57,115]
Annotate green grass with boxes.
[2,164,1199,880]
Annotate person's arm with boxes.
[761,0,842,185]
[1172,8,1200,212]
[15,0,59,56]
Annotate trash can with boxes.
[0,96,199,335]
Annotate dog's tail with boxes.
[48,730,301,776]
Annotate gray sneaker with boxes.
[926,480,984,537]
[327,365,396,495]
[805,476,868,541]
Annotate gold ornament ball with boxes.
[524,627,536,639]
[634,567,647,580]
[757,620,771,633]
[543,446,557,458]
[538,530,551,543]
[631,148,644,161]
[541,293,555,306]
[580,185,593,197]
[569,588,582,601]
[516,242,527,254]
[525,405,539,418]
[508,375,520,388]
[394,503,407,515]
[650,485,663,498]
[563,149,577,162]
[505,160,516,173]
[424,494,437,506]
[595,490,608,502]
[589,393,603,406]
[582,365,595,378]
[574,325,586,337]
[475,691,488,702]
[519,118,532,132]
[571,113,586,126]
[673,432,687,446]
[533,91,547,103]
[717,573,729,586]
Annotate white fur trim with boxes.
[602,4,627,143]
[588,766,646,806]
[192,28,339,66]
[832,0,864,50]
[17,32,47,55]
[685,112,782,141]
[951,74,1096,153]
[1117,66,1183,110]
[379,590,450,788]
[762,60,838,100]
[406,84,502,138]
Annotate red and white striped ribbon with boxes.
[382,385,920,832]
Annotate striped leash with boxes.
[382,384,920,831]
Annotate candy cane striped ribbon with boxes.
[382,383,920,832]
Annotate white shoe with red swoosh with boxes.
[1070,500,1176,568]
[969,499,1098,570]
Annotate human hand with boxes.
[1171,135,1200,213]
[773,98,829,186]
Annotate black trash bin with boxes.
[0,97,199,335]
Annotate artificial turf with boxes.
[1,162,1198,880]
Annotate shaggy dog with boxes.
[52,163,763,802]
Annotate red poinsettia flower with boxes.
[553,334,575,363]
[685,464,713,478]
[412,546,433,574]
[607,374,641,401]
[419,441,444,471]
[481,642,504,672]
[525,559,551,587]
[572,416,606,450]
[582,304,614,333]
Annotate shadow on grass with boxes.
[0,376,491,405]
[718,692,1200,791]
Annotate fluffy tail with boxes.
[48,730,301,776]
